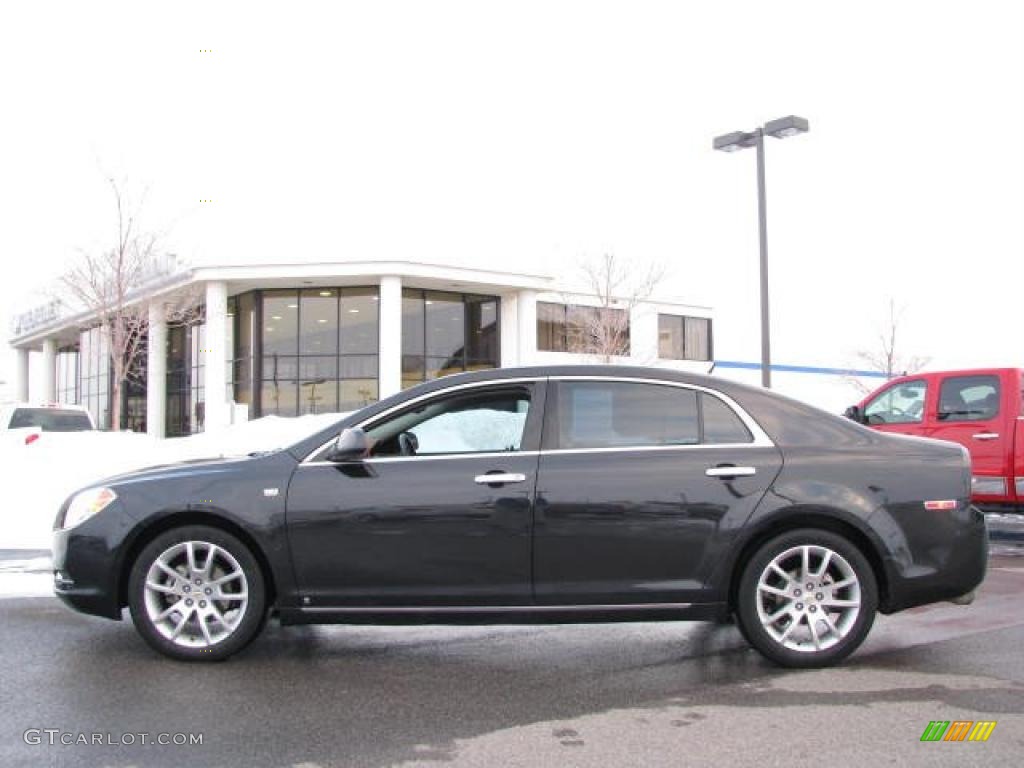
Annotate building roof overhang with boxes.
[9,260,556,349]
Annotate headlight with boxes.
[63,487,118,529]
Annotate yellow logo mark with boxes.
[968,721,997,742]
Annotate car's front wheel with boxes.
[127,525,266,661]
[735,528,878,668]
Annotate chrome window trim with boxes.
[302,450,541,468]
[299,373,775,466]
[539,443,767,457]
[300,377,543,463]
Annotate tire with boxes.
[127,525,266,662]
[735,528,878,668]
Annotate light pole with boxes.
[713,115,809,389]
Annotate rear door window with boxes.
[937,375,1000,422]
[556,382,699,449]
[863,380,927,425]
[553,381,754,449]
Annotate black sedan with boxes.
[52,366,987,667]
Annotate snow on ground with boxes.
[1,413,347,551]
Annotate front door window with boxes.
[863,380,927,425]
[366,387,531,456]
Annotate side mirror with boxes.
[325,428,370,462]
[843,405,864,424]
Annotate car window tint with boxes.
[367,388,530,455]
[701,394,753,444]
[8,408,93,431]
[557,382,699,449]
[937,375,1000,422]
[863,380,926,425]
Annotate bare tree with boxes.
[57,178,195,429]
[565,254,666,362]
[848,299,931,394]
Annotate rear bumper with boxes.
[881,505,988,613]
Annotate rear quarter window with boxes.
[701,394,753,444]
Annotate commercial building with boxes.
[8,261,713,437]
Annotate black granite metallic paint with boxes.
[51,365,987,627]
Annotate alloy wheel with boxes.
[142,540,249,649]
[754,544,862,653]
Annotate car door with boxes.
[286,379,545,607]
[532,378,783,605]
[925,373,1009,500]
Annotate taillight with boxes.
[24,433,39,445]
[924,499,957,511]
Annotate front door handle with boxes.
[972,432,1000,441]
[474,472,527,485]
[705,466,757,478]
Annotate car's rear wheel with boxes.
[735,528,877,668]
[128,525,266,661]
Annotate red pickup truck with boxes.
[845,368,1024,513]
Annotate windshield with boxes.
[8,408,93,432]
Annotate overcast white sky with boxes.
[2,0,1022,396]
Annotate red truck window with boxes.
[937,375,1000,422]
[864,380,927,425]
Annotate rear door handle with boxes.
[972,432,1000,441]
[705,466,757,478]
[474,473,527,485]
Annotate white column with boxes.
[146,302,167,438]
[515,289,538,367]
[629,303,659,365]
[41,339,57,402]
[15,347,30,402]
[378,275,402,398]
[500,293,519,367]
[204,281,229,431]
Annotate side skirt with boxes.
[278,602,729,626]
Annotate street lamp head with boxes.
[764,115,809,139]
[713,130,757,152]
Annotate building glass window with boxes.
[56,348,79,405]
[256,287,380,416]
[78,326,111,430]
[537,302,567,352]
[658,314,712,362]
[537,302,630,356]
[233,292,256,412]
[166,325,190,436]
[401,289,500,387]
[165,302,234,437]
[121,337,147,433]
[338,288,379,411]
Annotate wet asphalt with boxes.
[1,557,1023,768]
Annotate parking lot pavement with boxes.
[2,558,1023,768]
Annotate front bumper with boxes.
[52,514,127,621]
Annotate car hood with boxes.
[95,453,267,488]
